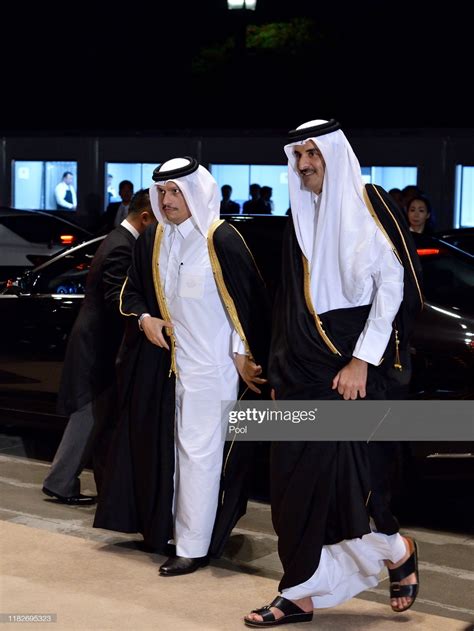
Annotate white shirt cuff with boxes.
[232,329,246,356]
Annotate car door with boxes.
[0,237,104,419]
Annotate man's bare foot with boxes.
[245,596,313,624]
[385,536,419,612]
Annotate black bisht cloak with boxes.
[269,184,423,591]
[93,220,270,557]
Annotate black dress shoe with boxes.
[159,555,209,576]
[42,486,96,505]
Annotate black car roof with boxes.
[0,206,91,235]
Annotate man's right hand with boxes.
[141,316,173,350]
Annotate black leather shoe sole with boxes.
[42,487,96,505]
[159,556,209,576]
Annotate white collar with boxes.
[121,218,139,240]
[170,216,196,239]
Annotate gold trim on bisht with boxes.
[302,256,341,356]
[207,219,254,360]
[363,185,424,309]
[119,277,138,317]
[152,224,178,377]
[363,187,402,266]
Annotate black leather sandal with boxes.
[244,595,313,627]
[388,537,420,612]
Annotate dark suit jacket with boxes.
[242,198,268,214]
[220,199,240,214]
[57,225,136,416]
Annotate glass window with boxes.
[209,164,289,215]
[12,161,78,211]
[361,166,418,190]
[455,165,474,228]
[105,163,159,208]
[212,164,415,215]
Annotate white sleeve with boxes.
[232,329,246,355]
[55,182,74,209]
[352,242,404,366]
[54,183,64,206]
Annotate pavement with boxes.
[1,447,473,631]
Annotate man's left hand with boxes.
[234,354,268,394]
[332,357,368,400]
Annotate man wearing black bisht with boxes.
[94,157,270,576]
[244,120,424,627]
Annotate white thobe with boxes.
[283,197,406,606]
[159,217,244,557]
[303,194,405,366]
[282,530,406,607]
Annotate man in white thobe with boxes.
[138,158,266,576]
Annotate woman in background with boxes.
[407,195,434,234]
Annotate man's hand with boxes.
[234,354,268,394]
[332,357,368,400]
[141,316,173,350]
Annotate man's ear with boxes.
[142,210,156,225]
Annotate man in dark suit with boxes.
[242,183,267,214]
[101,179,134,233]
[43,190,156,504]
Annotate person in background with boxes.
[243,183,267,214]
[388,188,404,211]
[101,180,134,233]
[55,171,77,210]
[261,186,274,213]
[401,185,422,212]
[107,174,118,204]
[407,195,433,234]
[220,184,240,214]
[42,190,155,504]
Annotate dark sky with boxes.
[2,1,470,133]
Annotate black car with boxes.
[0,217,473,480]
[434,227,474,255]
[0,207,92,281]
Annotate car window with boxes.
[446,236,474,255]
[0,214,88,244]
[418,248,474,312]
[32,239,103,294]
[0,215,56,243]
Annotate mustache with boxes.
[299,168,316,176]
